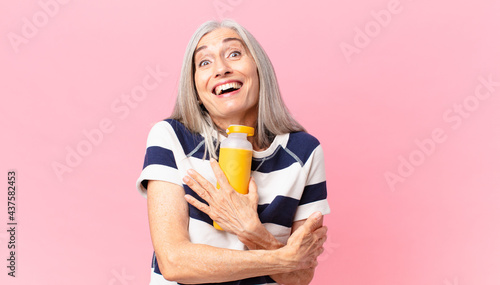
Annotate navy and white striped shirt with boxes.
[137,119,330,285]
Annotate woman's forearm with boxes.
[245,240,315,285]
[153,214,323,284]
[155,240,297,284]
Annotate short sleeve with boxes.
[293,144,331,221]
[136,121,184,198]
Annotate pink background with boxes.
[1,0,500,284]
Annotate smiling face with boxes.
[194,28,260,129]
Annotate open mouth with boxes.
[213,81,243,95]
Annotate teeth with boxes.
[215,82,242,95]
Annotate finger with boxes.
[187,168,216,193]
[316,233,328,246]
[301,212,323,233]
[209,158,231,190]
[315,246,325,259]
[310,246,325,260]
[184,194,211,215]
[308,259,318,269]
[248,177,259,203]
[183,175,213,203]
[314,226,328,237]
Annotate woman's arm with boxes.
[183,160,327,284]
[147,180,326,284]
[185,182,322,285]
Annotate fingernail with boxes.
[187,169,194,175]
[182,176,189,183]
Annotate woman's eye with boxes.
[199,60,210,67]
[229,51,241,58]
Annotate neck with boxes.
[211,117,257,132]
[210,107,258,134]
[210,111,267,151]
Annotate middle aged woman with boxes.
[137,20,331,285]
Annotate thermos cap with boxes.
[226,125,254,136]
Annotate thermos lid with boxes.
[227,125,254,136]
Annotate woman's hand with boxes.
[183,158,263,239]
[277,212,328,271]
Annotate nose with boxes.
[214,58,232,78]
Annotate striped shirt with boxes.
[136,119,330,285]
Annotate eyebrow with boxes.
[194,37,245,57]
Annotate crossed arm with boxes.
[147,159,328,284]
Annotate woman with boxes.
[137,20,330,285]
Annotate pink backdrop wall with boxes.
[2,0,500,284]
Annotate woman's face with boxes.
[194,28,259,125]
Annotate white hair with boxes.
[170,19,305,158]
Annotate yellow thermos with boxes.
[214,125,254,230]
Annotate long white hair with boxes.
[170,19,305,158]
